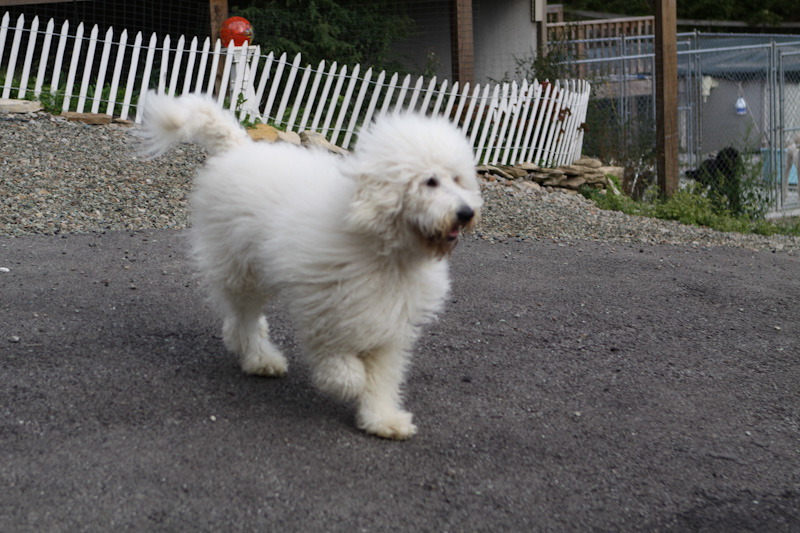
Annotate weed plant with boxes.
[19,78,139,116]
[580,176,800,237]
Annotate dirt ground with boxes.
[1,230,798,532]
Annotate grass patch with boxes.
[580,178,800,238]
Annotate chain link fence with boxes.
[0,0,213,40]
[775,47,800,212]
[554,31,800,216]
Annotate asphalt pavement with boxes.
[1,230,799,531]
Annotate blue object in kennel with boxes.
[761,148,798,185]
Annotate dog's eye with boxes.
[426,177,439,187]
[453,176,461,184]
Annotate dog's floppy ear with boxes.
[346,176,407,244]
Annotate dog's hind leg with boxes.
[354,347,417,440]
[310,354,366,403]
[309,349,416,439]
[218,290,288,377]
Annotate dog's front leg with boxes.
[355,346,417,440]
[217,289,288,378]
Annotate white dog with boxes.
[784,134,800,202]
[142,93,482,439]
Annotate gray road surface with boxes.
[1,230,799,531]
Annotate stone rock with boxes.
[61,112,112,125]
[518,162,541,172]
[596,166,624,179]
[247,123,279,143]
[583,173,608,185]
[543,175,566,187]
[573,157,602,168]
[276,130,301,145]
[560,165,585,177]
[521,180,541,191]
[299,130,349,156]
[540,168,564,177]
[499,166,528,179]
[485,166,515,180]
[0,98,42,114]
[562,176,587,190]
[511,180,542,194]
[246,124,301,145]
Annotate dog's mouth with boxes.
[416,211,479,257]
[415,224,461,258]
[446,211,479,242]
[447,224,461,241]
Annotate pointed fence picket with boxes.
[2,13,24,99]
[0,11,590,165]
[325,63,352,140]
[33,18,54,97]
[18,14,37,99]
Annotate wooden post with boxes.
[209,0,228,96]
[209,0,228,41]
[450,0,474,86]
[534,0,547,57]
[654,0,678,197]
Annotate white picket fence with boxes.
[0,12,591,166]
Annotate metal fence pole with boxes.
[769,40,777,207]
[621,34,627,163]
[779,48,785,207]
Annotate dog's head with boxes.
[344,113,483,257]
[716,147,740,175]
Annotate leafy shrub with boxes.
[230,0,415,72]
[580,177,800,237]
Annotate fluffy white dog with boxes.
[142,93,482,439]
[784,134,800,202]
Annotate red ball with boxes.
[220,17,253,47]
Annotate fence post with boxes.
[654,0,679,197]
[450,0,474,86]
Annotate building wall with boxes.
[395,0,540,84]
[698,79,763,153]
[473,0,538,83]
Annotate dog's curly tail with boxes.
[139,91,250,159]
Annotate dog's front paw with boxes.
[357,409,418,440]
[242,356,288,377]
[242,334,288,377]
[241,343,288,377]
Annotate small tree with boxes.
[230,0,415,72]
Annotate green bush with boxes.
[580,177,800,237]
[230,0,415,72]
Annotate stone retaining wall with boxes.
[477,159,624,196]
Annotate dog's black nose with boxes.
[456,205,474,224]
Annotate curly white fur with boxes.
[785,134,800,201]
[142,92,482,439]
